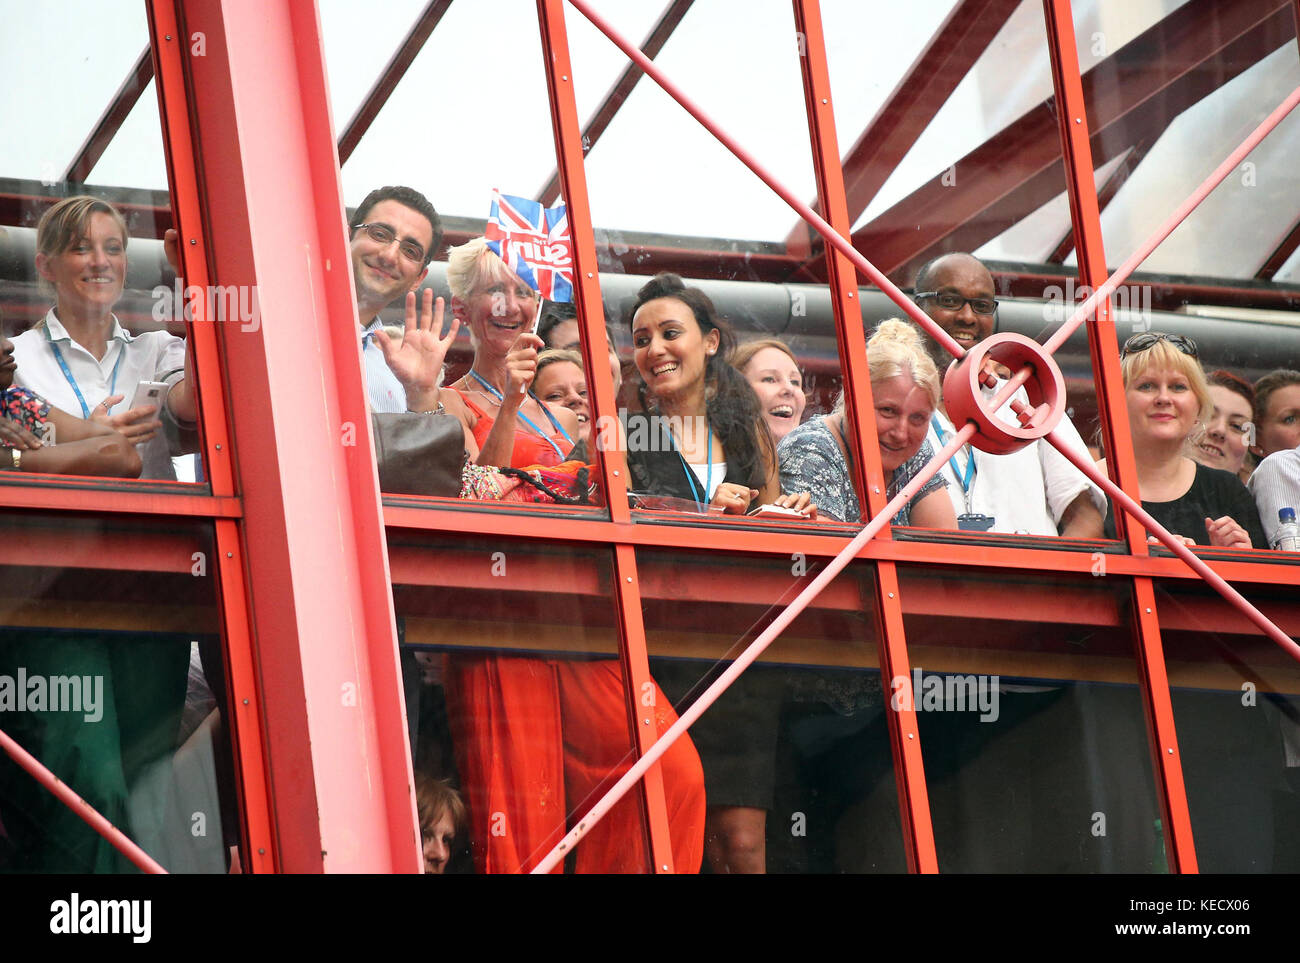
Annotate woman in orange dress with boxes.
[441,238,704,873]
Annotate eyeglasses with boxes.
[913,291,999,316]
[353,222,427,264]
[1120,332,1198,359]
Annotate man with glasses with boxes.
[350,185,460,417]
[913,252,1105,538]
[903,253,1128,873]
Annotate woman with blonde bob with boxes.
[1100,333,1265,548]
[779,319,956,528]
[13,195,198,480]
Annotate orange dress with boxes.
[446,389,705,873]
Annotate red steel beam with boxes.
[381,500,1300,587]
[826,0,1294,284]
[63,46,155,184]
[1046,139,1152,264]
[536,0,695,207]
[784,0,1018,254]
[151,0,277,871]
[537,0,677,873]
[337,0,453,169]
[1043,0,1195,873]
[0,728,167,874]
[179,0,420,873]
[1256,216,1300,279]
[792,0,937,873]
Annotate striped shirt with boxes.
[1248,446,1300,547]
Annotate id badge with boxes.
[958,513,996,532]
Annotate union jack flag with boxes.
[485,190,573,303]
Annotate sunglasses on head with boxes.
[1119,332,1198,359]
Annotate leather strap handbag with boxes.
[371,411,464,497]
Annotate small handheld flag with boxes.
[485,190,574,304]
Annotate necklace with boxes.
[467,369,573,461]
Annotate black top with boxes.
[1104,461,1268,549]
[624,411,747,503]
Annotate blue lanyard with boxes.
[49,338,125,418]
[468,369,574,461]
[672,423,713,510]
[932,414,974,493]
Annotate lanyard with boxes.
[672,423,713,510]
[468,369,574,461]
[49,339,125,418]
[932,413,975,497]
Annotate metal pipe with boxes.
[0,726,167,874]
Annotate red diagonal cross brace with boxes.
[0,726,167,873]
[533,0,1300,873]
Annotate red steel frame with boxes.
[536,0,677,872]
[1042,0,1196,871]
[6,0,1300,876]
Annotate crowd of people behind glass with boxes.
[3,189,1300,874]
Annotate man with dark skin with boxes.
[913,252,1104,538]
[888,253,1128,874]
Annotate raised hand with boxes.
[502,332,545,403]
[373,290,459,411]
[92,395,162,445]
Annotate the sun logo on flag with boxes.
[485,190,574,303]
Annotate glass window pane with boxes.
[1153,577,1300,871]
[389,532,681,873]
[320,0,612,516]
[1,12,210,486]
[0,514,240,872]
[636,547,904,873]
[898,564,1162,872]
[829,0,1113,547]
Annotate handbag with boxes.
[460,459,595,505]
[371,411,465,497]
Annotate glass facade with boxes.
[1,0,1299,874]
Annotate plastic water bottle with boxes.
[1273,507,1300,552]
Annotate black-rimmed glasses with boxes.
[914,291,999,316]
[353,222,427,264]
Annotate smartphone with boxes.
[129,381,168,412]
[747,503,811,519]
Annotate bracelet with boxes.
[9,448,21,471]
